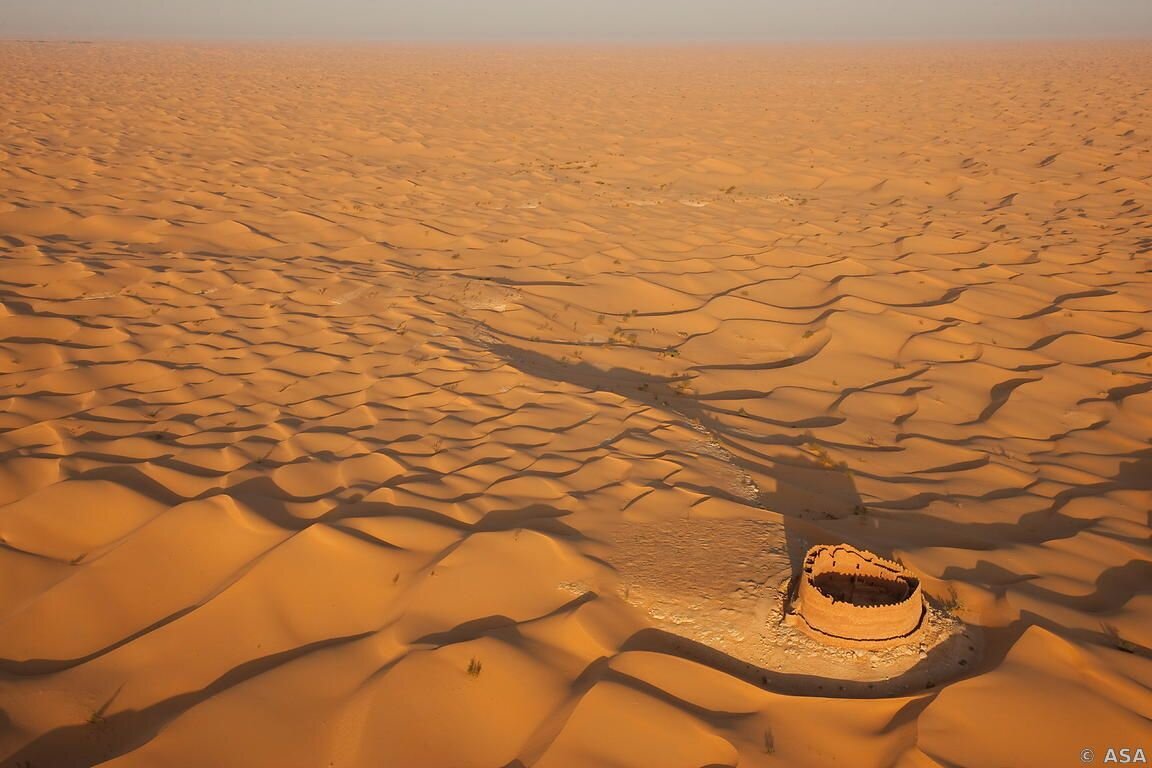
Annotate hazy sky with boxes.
[2,0,1151,41]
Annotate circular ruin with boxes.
[601,517,980,697]
[794,544,924,644]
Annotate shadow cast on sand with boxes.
[485,340,868,560]
[485,340,979,685]
[0,632,374,768]
[619,626,977,699]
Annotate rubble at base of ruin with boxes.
[792,544,926,647]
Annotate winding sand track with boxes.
[0,42,1150,767]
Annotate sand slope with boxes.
[0,41,1150,767]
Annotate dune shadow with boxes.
[412,594,598,649]
[0,631,373,768]
[485,342,698,415]
[620,625,974,699]
[332,499,591,542]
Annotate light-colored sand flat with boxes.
[0,41,1150,767]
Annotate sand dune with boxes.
[0,41,1150,767]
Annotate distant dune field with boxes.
[0,42,1149,767]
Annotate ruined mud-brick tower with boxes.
[794,544,924,643]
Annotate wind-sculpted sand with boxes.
[0,42,1150,767]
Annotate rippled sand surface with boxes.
[1,41,1150,767]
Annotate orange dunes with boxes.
[1,41,1151,767]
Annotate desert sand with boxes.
[0,40,1150,767]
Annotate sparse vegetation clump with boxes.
[938,585,964,614]
[467,657,483,677]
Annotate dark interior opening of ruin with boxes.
[811,572,918,607]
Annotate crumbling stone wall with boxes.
[794,544,924,642]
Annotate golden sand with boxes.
[0,41,1150,767]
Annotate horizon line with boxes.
[3,33,1151,45]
